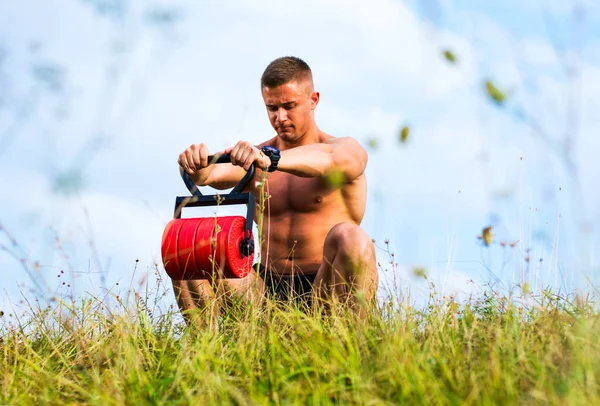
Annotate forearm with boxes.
[179,165,214,187]
[277,144,336,177]
[181,164,247,190]
[277,139,367,180]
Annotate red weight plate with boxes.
[215,216,254,278]
[194,217,217,279]
[176,219,202,279]
[227,217,254,278]
[212,216,233,278]
[161,219,184,279]
[163,216,254,280]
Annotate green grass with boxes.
[2,287,600,405]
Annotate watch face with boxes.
[262,146,280,156]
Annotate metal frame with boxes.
[173,193,255,239]
[172,154,257,257]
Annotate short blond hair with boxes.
[260,56,313,90]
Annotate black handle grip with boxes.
[181,153,255,197]
[207,154,231,164]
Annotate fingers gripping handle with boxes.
[181,154,256,197]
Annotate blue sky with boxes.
[1,0,599,313]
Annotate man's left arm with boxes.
[278,137,368,181]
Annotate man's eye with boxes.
[284,104,294,110]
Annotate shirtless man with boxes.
[174,56,378,316]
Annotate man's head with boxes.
[261,56,320,144]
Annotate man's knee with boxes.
[324,222,375,260]
[172,279,213,310]
[317,223,379,309]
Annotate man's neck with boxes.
[277,126,321,150]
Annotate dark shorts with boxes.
[254,263,317,308]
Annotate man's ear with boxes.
[310,91,320,110]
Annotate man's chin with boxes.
[277,130,296,141]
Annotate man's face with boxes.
[262,79,319,143]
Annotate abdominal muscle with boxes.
[259,211,353,275]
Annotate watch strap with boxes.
[261,146,280,172]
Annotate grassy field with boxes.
[2,285,600,405]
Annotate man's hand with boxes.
[178,143,210,175]
[225,141,271,171]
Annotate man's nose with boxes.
[276,108,288,122]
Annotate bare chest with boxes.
[257,172,339,215]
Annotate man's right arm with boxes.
[178,143,247,190]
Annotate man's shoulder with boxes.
[322,134,364,150]
[318,132,336,143]
[321,133,361,149]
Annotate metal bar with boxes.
[173,193,255,219]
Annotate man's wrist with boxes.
[258,150,270,171]
[260,146,280,172]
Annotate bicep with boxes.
[329,138,368,181]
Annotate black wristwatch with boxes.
[260,146,280,172]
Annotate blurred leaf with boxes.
[399,126,410,143]
[484,80,507,106]
[325,166,345,189]
[478,226,493,246]
[442,49,457,64]
[366,137,379,150]
[522,282,530,295]
[412,267,428,279]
